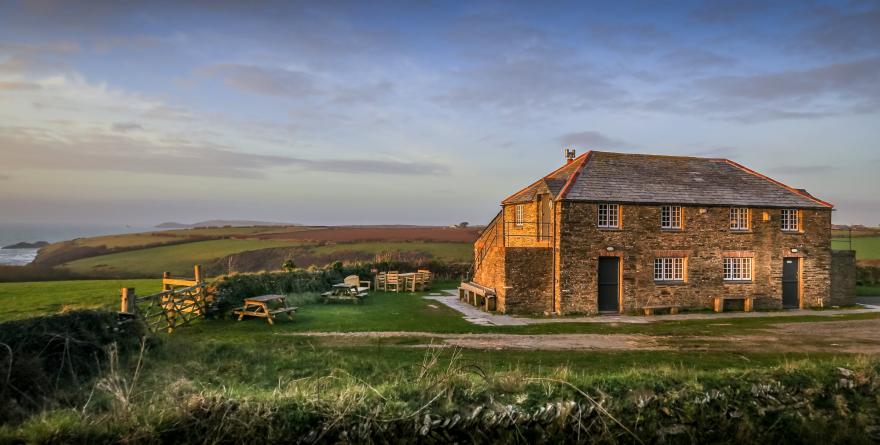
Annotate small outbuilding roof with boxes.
[502,151,832,209]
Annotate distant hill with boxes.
[2,241,49,249]
[156,220,298,229]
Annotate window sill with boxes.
[654,280,686,285]
[723,280,754,284]
[729,229,753,234]
[598,227,622,231]
[781,230,804,234]
[660,228,684,232]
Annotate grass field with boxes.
[61,239,304,277]
[311,241,472,262]
[832,235,880,260]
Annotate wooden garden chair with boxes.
[343,275,371,293]
[417,269,432,290]
[385,271,401,293]
[405,272,426,292]
[376,272,387,291]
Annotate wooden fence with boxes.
[120,265,213,333]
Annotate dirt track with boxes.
[286,319,880,353]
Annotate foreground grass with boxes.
[3,331,878,443]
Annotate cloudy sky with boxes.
[0,0,878,225]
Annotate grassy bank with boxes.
[0,279,161,321]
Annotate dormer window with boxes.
[598,204,620,228]
[729,208,750,231]
[660,206,683,230]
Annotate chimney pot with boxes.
[565,148,576,163]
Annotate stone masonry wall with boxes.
[472,216,506,310]
[504,247,554,314]
[503,203,552,248]
[830,250,856,306]
[556,203,832,314]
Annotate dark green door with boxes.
[598,257,620,313]
[782,258,799,309]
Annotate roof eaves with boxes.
[722,159,834,208]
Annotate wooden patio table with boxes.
[234,294,297,325]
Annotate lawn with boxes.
[61,239,304,277]
[311,241,473,262]
[832,235,880,259]
[858,285,880,296]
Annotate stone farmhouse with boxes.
[465,150,854,315]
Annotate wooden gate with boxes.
[120,265,213,333]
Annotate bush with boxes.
[0,310,152,423]
[211,261,471,316]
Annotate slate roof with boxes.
[503,151,832,209]
[502,154,587,204]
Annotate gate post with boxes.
[121,288,137,314]
[194,264,203,283]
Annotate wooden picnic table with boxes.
[233,294,297,325]
[713,296,755,313]
[322,283,367,303]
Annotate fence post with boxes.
[120,288,136,314]
[162,272,171,291]
[194,264,203,283]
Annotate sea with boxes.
[0,222,157,266]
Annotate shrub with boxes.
[0,310,152,423]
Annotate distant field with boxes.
[62,239,304,277]
[311,241,472,262]
[832,235,880,260]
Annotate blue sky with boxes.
[0,0,878,225]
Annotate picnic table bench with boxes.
[233,294,297,325]
[713,296,755,313]
[641,305,680,316]
[322,283,368,303]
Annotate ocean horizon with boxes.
[0,222,157,266]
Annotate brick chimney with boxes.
[565,148,576,164]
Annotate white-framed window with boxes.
[598,204,620,228]
[729,208,750,231]
[654,257,685,281]
[781,209,799,232]
[723,257,753,281]
[515,204,524,227]
[660,206,683,229]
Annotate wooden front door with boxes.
[782,258,800,309]
[598,257,620,313]
[538,194,552,240]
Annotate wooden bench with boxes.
[713,296,755,313]
[458,281,497,311]
[641,305,680,316]
[233,294,298,325]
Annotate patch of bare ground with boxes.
[669,319,880,354]
[284,319,880,353]
[282,332,666,351]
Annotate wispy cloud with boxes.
[1,126,448,178]
[197,64,319,97]
[111,122,143,132]
[768,165,833,175]
[0,174,10,180]
[558,131,632,150]
[0,81,41,90]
